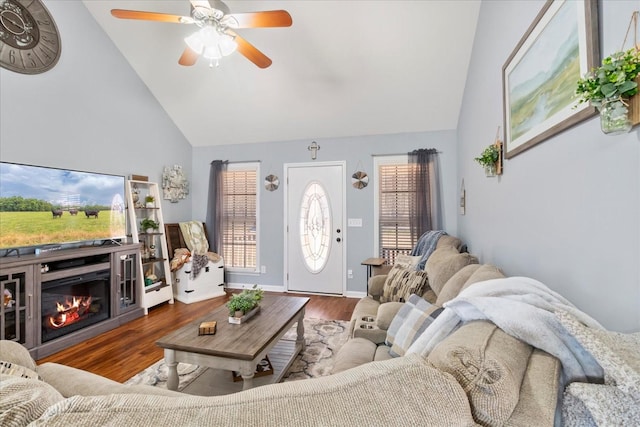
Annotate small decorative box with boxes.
[198,321,217,335]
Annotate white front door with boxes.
[285,162,345,295]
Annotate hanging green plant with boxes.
[575,47,640,134]
[474,142,501,178]
[474,145,500,167]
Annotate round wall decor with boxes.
[265,174,279,191]
[0,0,61,74]
[351,171,369,189]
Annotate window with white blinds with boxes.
[222,164,258,271]
[374,156,415,265]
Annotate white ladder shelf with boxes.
[125,180,174,314]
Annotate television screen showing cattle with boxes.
[0,162,126,250]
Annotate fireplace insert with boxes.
[40,270,111,343]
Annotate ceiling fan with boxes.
[111,0,292,68]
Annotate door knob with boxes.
[336,229,341,233]
[336,237,341,242]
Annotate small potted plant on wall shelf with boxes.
[227,285,264,324]
[575,46,640,135]
[145,195,155,208]
[474,144,502,177]
[140,218,159,234]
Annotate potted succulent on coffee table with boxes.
[227,285,264,324]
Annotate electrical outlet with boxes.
[347,269,353,278]
[348,218,362,227]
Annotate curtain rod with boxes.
[371,151,443,156]
[212,160,262,164]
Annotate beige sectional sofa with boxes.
[334,239,562,426]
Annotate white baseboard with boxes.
[345,291,367,299]
[226,282,364,299]
[225,282,286,293]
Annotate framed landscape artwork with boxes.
[502,0,599,158]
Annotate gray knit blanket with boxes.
[410,230,446,270]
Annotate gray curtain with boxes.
[408,148,442,243]
[205,160,228,253]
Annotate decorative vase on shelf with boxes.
[484,163,497,177]
[599,100,632,135]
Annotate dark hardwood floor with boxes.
[36,291,358,383]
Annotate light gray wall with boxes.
[191,131,458,293]
[0,1,192,223]
[458,0,640,332]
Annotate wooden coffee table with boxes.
[156,295,309,392]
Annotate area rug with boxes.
[125,318,349,393]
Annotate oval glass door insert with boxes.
[299,181,332,273]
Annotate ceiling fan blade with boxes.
[190,1,212,9]
[178,47,200,66]
[228,31,272,68]
[224,10,292,28]
[111,9,193,24]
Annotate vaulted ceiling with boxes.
[83,1,480,147]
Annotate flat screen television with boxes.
[0,162,126,252]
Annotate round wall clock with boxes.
[0,0,61,74]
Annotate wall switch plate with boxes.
[347,269,353,278]
[347,218,362,227]
[260,265,266,274]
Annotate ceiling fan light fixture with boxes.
[184,30,205,54]
[185,26,237,60]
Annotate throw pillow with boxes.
[394,254,422,270]
[385,294,443,357]
[380,266,429,303]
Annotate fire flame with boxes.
[48,296,92,329]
